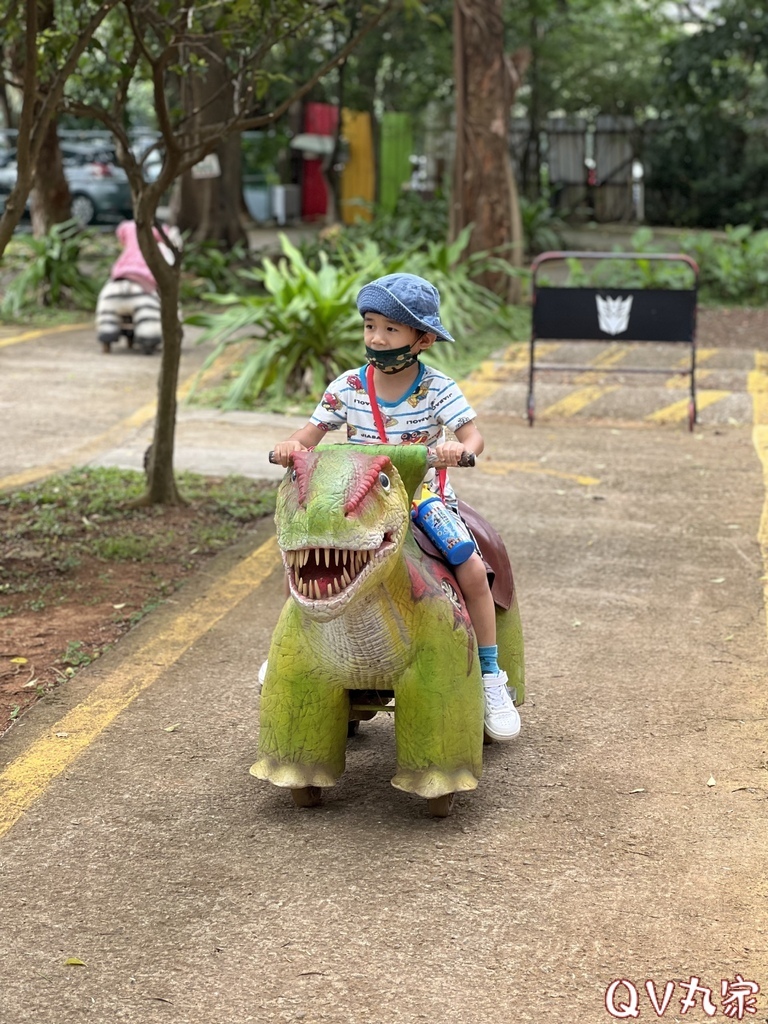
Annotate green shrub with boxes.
[180,237,250,302]
[1,219,102,316]
[557,226,768,305]
[678,226,768,305]
[187,233,372,408]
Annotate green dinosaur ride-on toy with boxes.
[250,444,524,817]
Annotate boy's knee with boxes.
[456,552,489,589]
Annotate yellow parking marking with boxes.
[665,369,712,388]
[460,342,559,407]
[575,346,628,384]
[672,347,718,369]
[479,460,600,486]
[0,344,243,493]
[645,390,730,424]
[749,353,768,639]
[0,323,91,349]
[665,348,719,388]
[540,384,620,419]
[0,535,282,841]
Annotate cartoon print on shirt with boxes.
[407,381,430,408]
[401,429,431,445]
[346,374,365,393]
[321,391,344,414]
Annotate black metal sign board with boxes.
[533,287,697,343]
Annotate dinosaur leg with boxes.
[250,664,349,789]
[390,658,485,799]
[496,597,525,705]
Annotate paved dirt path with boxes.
[1,326,767,1023]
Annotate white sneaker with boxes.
[257,660,268,694]
[482,670,521,741]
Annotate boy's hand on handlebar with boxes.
[432,441,474,468]
[271,440,306,466]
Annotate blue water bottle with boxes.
[411,492,475,566]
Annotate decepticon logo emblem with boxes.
[596,294,633,335]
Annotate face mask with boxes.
[365,342,419,374]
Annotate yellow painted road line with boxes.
[0,535,282,841]
[665,369,712,389]
[479,459,600,487]
[0,346,242,493]
[645,390,730,424]
[540,384,620,419]
[0,323,91,349]
[665,347,719,388]
[575,346,628,384]
[460,343,559,407]
[672,347,718,369]
[748,352,768,640]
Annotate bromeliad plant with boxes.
[1,219,103,316]
[187,234,386,408]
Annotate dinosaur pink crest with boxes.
[291,450,316,505]
[344,455,393,515]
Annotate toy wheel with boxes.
[347,720,360,738]
[291,786,322,808]
[427,792,455,818]
[483,731,495,745]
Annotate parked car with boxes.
[0,142,134,226]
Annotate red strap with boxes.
[366,364,448,501]
[365,365,389,443]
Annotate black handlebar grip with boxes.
[268,451,278,464]
[458,452,476,468]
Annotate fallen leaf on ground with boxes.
[64,957,86,966]
[707,776,716,787]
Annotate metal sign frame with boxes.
[527,251,700,430]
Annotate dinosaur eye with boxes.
[378,472,391,491]
[290,469,297,482]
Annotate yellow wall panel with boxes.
[340,109,375,224]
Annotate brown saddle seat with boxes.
[410,499,515,611]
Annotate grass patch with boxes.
[0,466,277,604]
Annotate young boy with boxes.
[271,272,520,741]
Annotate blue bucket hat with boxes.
[356,273,455,343]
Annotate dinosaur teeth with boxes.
[324,547,330,568]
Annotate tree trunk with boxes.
[173,38,247,247]
[132,197,185,506]
[451,0,523,300]
[30,119,71,236]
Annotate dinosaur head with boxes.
[275,444,429,620]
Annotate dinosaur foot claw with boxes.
[250,755,339,789]
[390,766,479,799]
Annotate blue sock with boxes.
[478,644,499,676]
